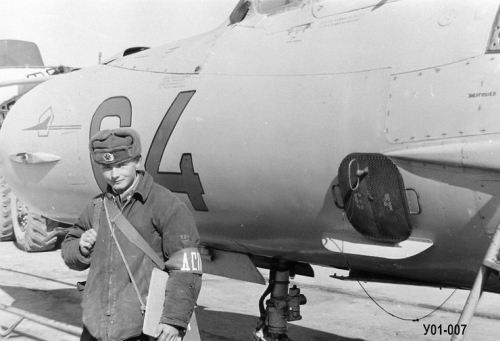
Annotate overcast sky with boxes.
[1,0,240,68]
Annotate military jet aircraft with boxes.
[1,0,500,339]
[0,39,58,113]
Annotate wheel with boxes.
[0,182,13,241]
[11,193,57,252]
[0,174,13,241]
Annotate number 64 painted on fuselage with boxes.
[89,90,208,211]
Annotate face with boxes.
[99,157,141,194]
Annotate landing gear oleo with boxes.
[254,261,307,341]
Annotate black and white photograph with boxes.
[1,1,500,340]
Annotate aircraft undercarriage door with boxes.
[335,153,413,242]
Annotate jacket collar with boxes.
[105,170,153,204]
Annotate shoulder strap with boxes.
[103,200,147,314]
[103,198,165,270]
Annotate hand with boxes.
[156,323,181,341]
[79,229,97,256]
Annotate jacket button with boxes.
[110,320,114,325]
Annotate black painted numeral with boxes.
[145,91,208,211]
[90,91,207,211]
[90,97,132,192]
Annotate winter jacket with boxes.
[61,171,202,341]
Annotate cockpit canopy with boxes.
[256,0,306,14]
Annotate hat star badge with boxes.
[103,153,114,162]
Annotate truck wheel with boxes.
[11,193,57,252]
[0,174,13,241]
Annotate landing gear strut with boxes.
[254,261,307,341]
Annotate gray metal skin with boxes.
[1,0,500,294]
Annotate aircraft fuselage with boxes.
[2,0,500,292]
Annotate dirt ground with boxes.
[1,240,500,341]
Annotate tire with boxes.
[0,174,13,241]
[11,193,57,252]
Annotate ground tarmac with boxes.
[1,241,500,341]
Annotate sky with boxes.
[1,0,240,68]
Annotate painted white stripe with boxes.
[322,232,433,260]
